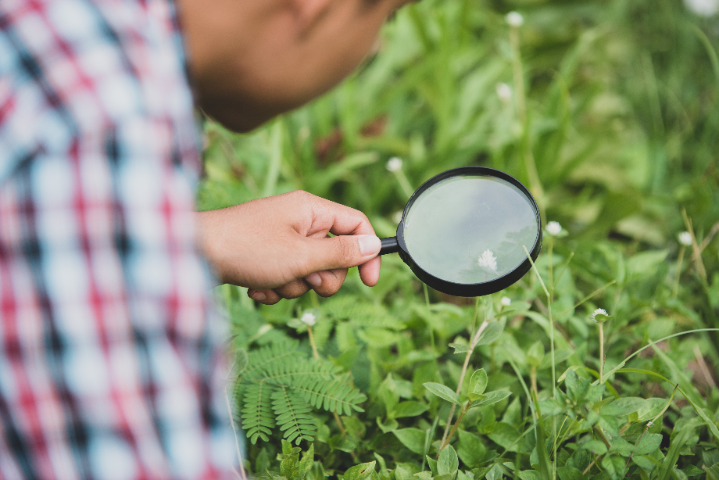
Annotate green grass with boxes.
[199,0,719,478]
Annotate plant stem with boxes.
[530,365,538,400]
[439,304,488,451]
[672,246,685,298]
[599,323,604,386]
[440,404,469,450]
[307,326,319,360]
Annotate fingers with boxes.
[302,234,381,276]
[247,268,350,304]
[358,256,381,287]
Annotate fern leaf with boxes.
[271,387,317,445]
[262,357,338,386]
[241,382,276,444]
[292,377,367,415]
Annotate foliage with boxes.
[199,0,719,477]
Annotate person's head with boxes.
[178,0,412,132]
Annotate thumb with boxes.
[306,234,381,272]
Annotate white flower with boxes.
[501,297,512,306]
[506,11,524,27]
[386,157,403,172]
[678,231,692,247]
[496,83,512,103]
[478,249,498,273]
[300,312,316,327]
[589,308,609,323]
[392,210,404,225]
[546,221,562,236]
[684,0,719,16]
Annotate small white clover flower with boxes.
[546,221,562,237]
[300,312,316,327]
[391,210,404,225]
[684,0,719,17]
[386,157,403,172]
[506,11,524,27]
[496,83,512,103]
[589,308,609,324]
[678,231,692,247]
[501,296,512,306]
[478,249,498,273]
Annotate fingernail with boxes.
[358,235,381,256]
[305,273,322,288]
[251,291,266,301]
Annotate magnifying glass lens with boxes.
[403,175,539,285]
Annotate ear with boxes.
[288,0,338,34]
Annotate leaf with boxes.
[343,461,376,480]
[470,390,512,408]
[475,322,504,346]
[298,444,315,480]
[581,440,608,455]
[376,417,398,433]
[449,343,471,354]
[457,430,486,468]
[469,369,488,396]
[609,437,634,457]
[488,422,521,452]
[556,467,583,480]
[423,382,460,405]
[393,401,428,419]
[534,414,552,480]
[518,471,542,480]
[527,341,545,367]
[437,445,459,475]
[600,397,646,416]
[393,428,427,455]
[656,418,700,480]
[633,433,662,455]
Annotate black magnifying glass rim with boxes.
[391,166,543,297]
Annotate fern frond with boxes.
[292,377,367,415]
[240,382,276,444]
[261,357,338,386]
[242,340,301,379]
[271,387,317,445]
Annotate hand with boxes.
[196,190,382,304]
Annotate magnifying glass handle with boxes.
[379,237,399,256]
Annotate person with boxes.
[0,0,412,477]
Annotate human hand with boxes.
[196,191,382,304]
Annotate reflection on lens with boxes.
[403,175,539,284]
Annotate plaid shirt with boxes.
[0,0,237,478]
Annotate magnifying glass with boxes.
[379,167,542,297]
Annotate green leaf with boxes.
[600,455,624,480]
[581,440,608,455]
[475,322,504,346]
[556,467,583,480]
[343,462,376,480]
[527,341,545,367]
[470,390,512,408]
[393,428,427,455]
[393,401,428,419]
[449,343,471,354]
[633,433,662,455]
[657,418,700,480]
[469,369,488,396]
[437,445,459,475]
[600,397,646,416]
[425,457,438,477]
[298,444,315,480]
[457,430,486,468]
[376,417,398,433]
[488,422,521,452]
[394,466,413,480]
[518,471,541,480]
[423,382,460,405]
